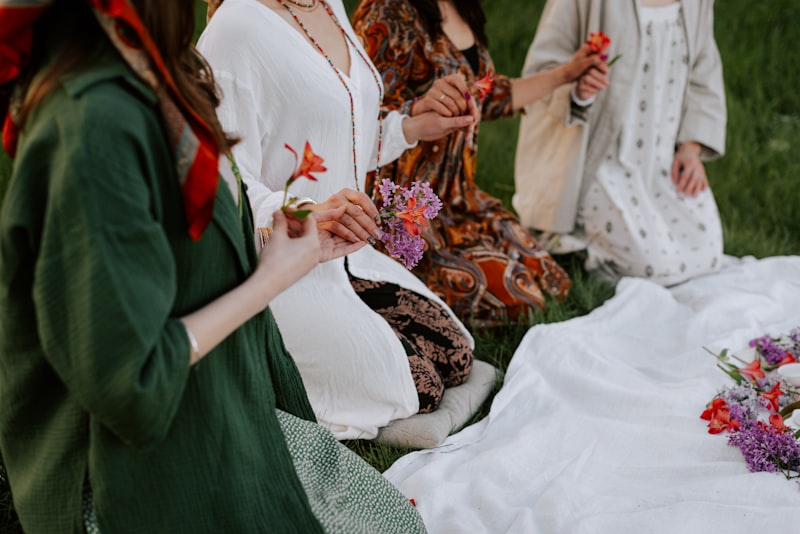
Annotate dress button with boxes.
[432,145,439,153]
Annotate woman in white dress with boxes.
[514,0,727,286]
[198,0,479,440]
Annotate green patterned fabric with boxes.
[277,410,428,534]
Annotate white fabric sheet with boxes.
[385,256,800,533]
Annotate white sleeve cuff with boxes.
[570,84,596,107]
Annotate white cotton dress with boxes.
[577,3,723,285]
[198,0,473,440]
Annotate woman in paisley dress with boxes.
[353,0,601,325]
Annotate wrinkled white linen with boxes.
[385,256,800,533]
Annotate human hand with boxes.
[411,73,473,118]
[202,0,223,23]
[283,205,368,261]
[256,210,321,291]
[575,62,610,101]
[563,43,605,83]
[402,110,475,144]
[302,188,383,244]
[671,142,709,197]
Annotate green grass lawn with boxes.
[1,1,799,531]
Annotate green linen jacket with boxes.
[0,50,324,533]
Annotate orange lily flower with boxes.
[778,351,798,366]
[473,71,495,100]
[700,398,727,421]
[396,197,428,237]
[769,413,788,432]
[587,31,611,54]
[285,141,327,182]
[739,359,766,382]
[707,408,740,434]
[760,382,784,412]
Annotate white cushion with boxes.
[375,360,499,449]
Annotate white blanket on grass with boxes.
[385,256,800,533]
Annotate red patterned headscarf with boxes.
[0,0,220,240]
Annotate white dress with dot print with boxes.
[577,3,723,285]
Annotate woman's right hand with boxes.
[562,43,606,83]
[411,73,474,118]
[256,210,321,292]
[302,188,383,245]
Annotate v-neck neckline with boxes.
[252,0,354,79]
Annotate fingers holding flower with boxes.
[411,73,472,118]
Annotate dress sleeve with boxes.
[25,86,192,450]
[677,1,726,160]
[198,22,284,229]
[480,72,515,121]
[520,0,587,125]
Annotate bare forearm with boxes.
[180,268,292,365]
[510,65,570,110]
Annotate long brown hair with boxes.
[19,0,233,151]
[409,0,487,47]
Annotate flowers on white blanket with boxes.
[701,327,800,479]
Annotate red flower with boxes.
[285,141,327,183]
[778,351,798,366]
[473,71,495,99]
[739,359,766,382]
[700,398,727,421]
[707,408,740,434]
[396,197,429,236]
[587,31,611,54]
[769,413,787,432]
[760,382,784,412]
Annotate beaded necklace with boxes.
[278,0,384,192]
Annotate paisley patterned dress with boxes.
[353,0,571,326]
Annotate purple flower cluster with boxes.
[728,420,800,477]
[376,179,442,269]
[749,334,788,365]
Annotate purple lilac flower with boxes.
[718,383,762,420]
[749,334,786,366]
[376,179,442,269]
[728,420,800,477]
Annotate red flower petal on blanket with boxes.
[778,351,798,366]
[739,359,766,382]
[396,197,428,237]
[700,398,727,420]
[768,413,790,433]
[760,382,784,412]
[285,141,326,183]
[707,408,739,434]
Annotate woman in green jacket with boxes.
[0,0,425,532]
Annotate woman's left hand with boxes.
[671,141,709,197]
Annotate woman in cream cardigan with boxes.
[514,0,727,286]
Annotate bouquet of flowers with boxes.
[375,178,442,269]
[701,327,800,479]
